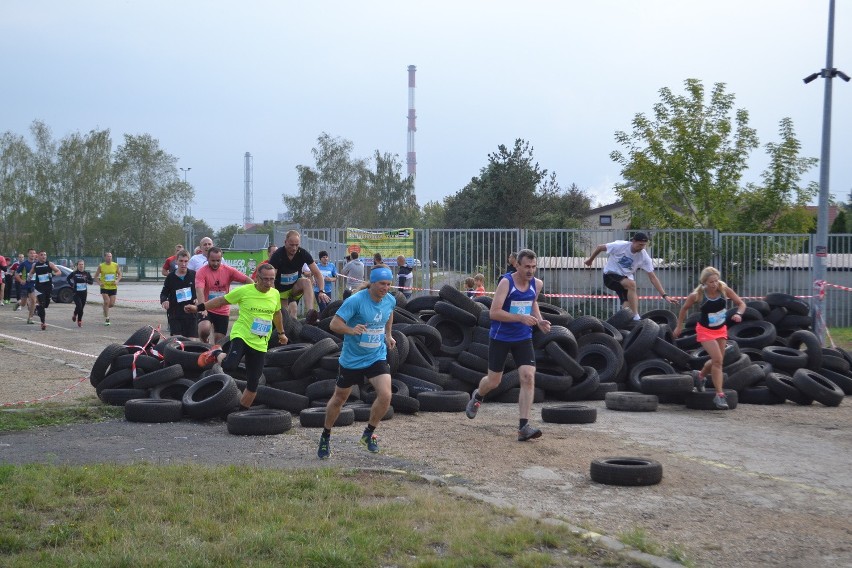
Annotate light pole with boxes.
[180,167,192,250]
[804,0,849,345]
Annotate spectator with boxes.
[474,273,486,297]
[314,250,337,312]
[464,276,476,298]
[340,251,365,293]
[396,255,413,299]
[161,244,185,277]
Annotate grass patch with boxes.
[828,327,852,351]
[0,464,646,567]
[619,527,693,566]
[0,397,122,432]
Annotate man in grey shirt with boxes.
[340,251,365,293]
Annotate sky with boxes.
[2,0,851,230]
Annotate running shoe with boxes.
[693,370,706,393]
[104,318,110,326]
[305,309,319,326]
[14,304,21,311]
[465,389,481,419]
[317,434,331,459]
[713,393,729,410]
[360,432,379,453]
[197,345,222,368]
[72,314,77,322]
[77,320,82,328]
[26,318,33,324]
[41,323,46,331]
[518,423,543,441]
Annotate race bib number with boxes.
[208,291,225,299]
[358,326,384,349]
[250,317,272,336]
[175,287,192,303]
[104,274,115,282]
[707,308,727,327]
[76,283,87,291]
[509,300,532,315]
[279,271,299,285]
[37,273,50,283]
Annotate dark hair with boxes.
[176,250,190,260]
[517,249,537,264]
[208,246,222,255]
[350,251,359,259]
[319,250,328,258]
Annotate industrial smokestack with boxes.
[243,152,254,228]
[407,65,417,179]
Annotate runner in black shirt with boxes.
[67,260,94,327]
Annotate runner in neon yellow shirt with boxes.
[94,252,121,325]
[187,263,286,409]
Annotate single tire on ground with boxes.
[590,457,663,486]
[299,406,355,428]
[227,409,293,435]
[605,391,659,412]
[416,390,470,412]
[124,398,184,423]
[541,404,597,424]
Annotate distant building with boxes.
[585,201,629,230]
[805,205,839,229]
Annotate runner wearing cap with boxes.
[316,265,396,459]
[584,232,678,319]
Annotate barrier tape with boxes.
[1,376,89,407]
[0,333,99,359]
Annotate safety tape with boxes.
[0,332,99,359]
[1,377,88,407]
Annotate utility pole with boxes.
[180,167,192,251]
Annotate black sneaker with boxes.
[317,434,331,459]
[518,423,542,441]
[306,309,319,326]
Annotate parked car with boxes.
[52,265,75,303]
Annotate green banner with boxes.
[222,249,267,277]
[346,228,415,266]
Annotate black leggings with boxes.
[35,292,51,323]
[221,337,265,393]
[73,292,87,320]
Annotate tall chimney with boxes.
[243,152,254,228]
[406,65,417,179]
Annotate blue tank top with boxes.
[490,274,537,342]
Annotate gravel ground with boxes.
[2,288,852,568]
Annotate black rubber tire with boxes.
[438,283,481,319]
[724,363,764,391]
[821,355,851,374]
[90,343,130,388]
[393,373,443,397]
[254,385,311,413]
[586,381,619,400]
[622,318,660,364]
[766,372,813,405]
[739,385,786,405]
[319,299,343,320]
[590,457,662,486]
[111,354,163,373]
[391,329,410,367]
[360,379,411,403]
[554,366,600,401]
[131,364,184,390]
[605,391,658,411]
[416,390,469,412]
[299,323,341,345]
[746,300,771,317]
[627,358,676,392]
[400,323,444,355]
[606,308,636,329]
[533,369,573,392]
[150,378,196,401]
[182,373,241,419]
[96,368,136,394]
[532,327,579,358]
[457,350,489,373]
[818,368,852,395]
[491,387,545,404]
[566,315,605,338]
[346,401,394,422]
[449,361,485,385]
[690,341,742,369]
[98,388,150,406]
[124,326,161,349]
[722,353,753,377]
[727,321,777,349]
[397,364,447,387]
[434,299,478,327]
[227,409,292,435]
[640,374,694,394]
[265,343,310,367]
[299,406,355,428]
[541,403,597,424]
[641,309,677,329]
[792,369,844,407]
[785,330,823,370]
[292,338,340,379]
[405,336,439,370]
[765,292,810,316]
[426,314,472,356]
[761,345,808,372]
[387,393,420,414]
[124,398,184,423]
[651,336,693,369]
[405,295,439,312]
[164,340,212,372]
[544,341,586,379]
[576,342,622,383]
[684,389,740,410]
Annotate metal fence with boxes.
[74,229,852,328]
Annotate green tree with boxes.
[611,79,759,231]
[735,117,818,233]
[0,131,34,254]
[284,133,370,227]
[111,134,189,257]
[28,121,62,253]
[215,223,244,248]
[369,151,419,227]
[419,200,446,228]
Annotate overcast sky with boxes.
[3,1,850,230]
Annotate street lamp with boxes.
[804,0,848,345]
[180,167,192,250]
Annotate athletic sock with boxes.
[322,428,331,438]
[519,418,529,429]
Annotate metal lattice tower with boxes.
[243,152,254,228]
[407,65,417,179]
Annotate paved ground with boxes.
[2,286,852,568]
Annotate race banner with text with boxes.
[222,250,267,277]
[346,228,415,266]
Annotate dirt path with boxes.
[2,295,852,567]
